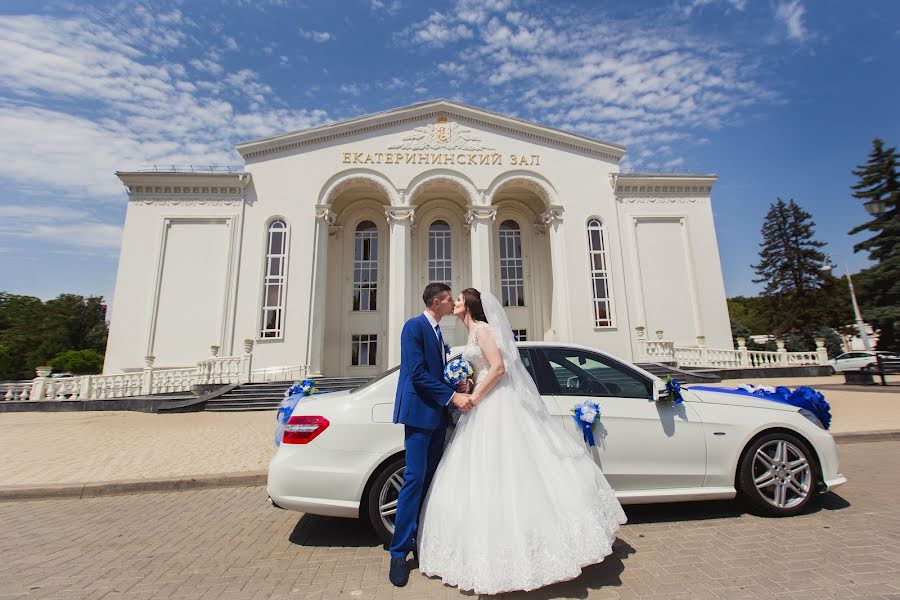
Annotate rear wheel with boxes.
[366,457,405,545]
[738,432,819,516]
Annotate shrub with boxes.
[48,349,104,375]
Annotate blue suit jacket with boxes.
[393,314,455,430]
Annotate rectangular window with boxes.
[428,225,452,286]
[512,329,528,341]
[587,220,613,327]
[499,224,525,307]
[353,229,378,311]
[260,220,288,338]
[351,334,378,366]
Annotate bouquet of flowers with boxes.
[275,379,318,446]
[443,357,474,389]
[571,400,602,447]
[660,375,684,404]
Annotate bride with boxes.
[417,288,627,595]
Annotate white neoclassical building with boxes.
[105,100,733,378]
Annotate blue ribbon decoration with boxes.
[663,375,684,404]
[688,385,832,430]
[571,402,601,447]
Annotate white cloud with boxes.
[371,0,402,14]
[401,2,774,169]
[298,28,333,42]
[0,10,330,261]
[775,0,808,42]
[678,0,746,16]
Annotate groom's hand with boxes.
[450,393,472,411]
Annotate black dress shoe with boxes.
[389,557,409,587]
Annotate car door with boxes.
[532,347,707,491]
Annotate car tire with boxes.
[738,431,819,517]
[366,456,406,546]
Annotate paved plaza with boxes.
[0,375,897,489]
[0,441,898,599]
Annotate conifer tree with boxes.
[849,138,900,351]
[752,198,828,332]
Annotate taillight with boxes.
[282,415,330,444]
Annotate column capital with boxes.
[384,205,416,224]
[540,204,565,226]
[464,206,497,225]
[314,204,336,225]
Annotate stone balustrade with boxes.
[1,340,257,403]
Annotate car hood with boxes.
[685,387,798,412]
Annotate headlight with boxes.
[798,408,825,430]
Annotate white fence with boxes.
[2,341,258,403]
[636,331,829,369]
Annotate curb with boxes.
[832,429,900,444]
[2,430,898,502]
[0,471,267,502]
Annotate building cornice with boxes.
[611,173,717,195]
[235,99,626,163]
[116,172,251,205]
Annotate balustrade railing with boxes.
[1,340,258,403]
[636,330,829,369]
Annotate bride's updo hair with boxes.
[460,288,488,323]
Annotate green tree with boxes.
[848,138,900,352]
[0,293,108,379]
[752,198,830,333]
[48,349,104,374]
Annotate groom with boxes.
[389,282,472,587]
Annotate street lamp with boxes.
[820,254,872,352]
[863,198,887,216]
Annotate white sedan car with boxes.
[268,342,846,543]
[828,351,894,373]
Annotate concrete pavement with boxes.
[1,441,898,599]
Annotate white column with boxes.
[385,206,415,368]
[542,205,572,341]
[466,206,497,294]
[305,205,335,377]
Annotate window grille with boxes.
[260,219,287,338]
[428,220,452,286]
[353,221,378,311]
[587,219,613,327]
[351,334,378,366]
[499,220,525,307]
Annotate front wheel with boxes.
[738,432,819,516]
[366,457,405,545]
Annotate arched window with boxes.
[353,220,378,311]
[587,219,613,327]
[428,220,452,286]
[499,220,525,307]
[260,219,287,338]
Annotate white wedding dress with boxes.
[418,293,627,595]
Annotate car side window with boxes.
[518,348,539,386]
[538,348,650,399]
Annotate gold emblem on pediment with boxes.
[388,116,494,152]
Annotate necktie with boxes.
[435,324,446,363]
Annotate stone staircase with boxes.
[636,362,721,384]
[204,377,371,412]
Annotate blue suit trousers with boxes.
[389,425,446,558]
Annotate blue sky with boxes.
[1,0,898,312]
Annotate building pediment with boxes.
[235,99,626,162]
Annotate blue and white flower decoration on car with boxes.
[571,400,602,447]
[660,375,684,404]
[443,357,474,387]
[275,379,318,446]
[689,383,832,430]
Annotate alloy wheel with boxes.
[752,439,812,509]
[377,466,404,535]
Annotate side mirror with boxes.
[652,380,668,401]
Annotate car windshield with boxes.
[349,365,400,394]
